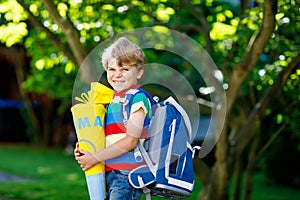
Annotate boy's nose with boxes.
[115,70,122,77]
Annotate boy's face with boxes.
[106,59,144,92]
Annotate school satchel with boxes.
[126,89,200,200]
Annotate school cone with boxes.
[71,82,114,200]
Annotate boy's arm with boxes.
[75,108,145,171]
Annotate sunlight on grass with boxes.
[37,166,53,175]
[66,173,81,181]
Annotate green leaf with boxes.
[0,22,28,47]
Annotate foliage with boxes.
[0,1,257,100]
[0,0,28,47]
[0,0,300,199]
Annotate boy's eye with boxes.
[107,68,115,71]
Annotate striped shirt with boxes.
[104,85,152,171]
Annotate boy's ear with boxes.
[137,66,145,80]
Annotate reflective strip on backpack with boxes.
[165,119,176,179]
[167,177,194,191]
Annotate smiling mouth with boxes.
[113,81,124,85]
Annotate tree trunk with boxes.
[243,117,261,200]
[39,93,54,145]
[233,158,243,200]
[209,127,232,200]
[6,47,41,142]
[202,3,277,198]
[226,0,276,113]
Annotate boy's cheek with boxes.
[106,73,113,79]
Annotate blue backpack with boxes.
[124,89,200,199]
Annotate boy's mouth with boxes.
[113,80,124,85]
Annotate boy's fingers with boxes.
[74,146,86,154]
[74,148,80,156]
[78,148,85,154]
[74,148,86,160]
[77,148,87,157]
[75,152,81,157]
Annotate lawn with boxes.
[0,144,88,200]
[0,145,299,200]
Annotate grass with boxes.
[0,144,88,200]
[0,145,299,200]
[251,173,300,200]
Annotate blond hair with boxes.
[102,37,146,70]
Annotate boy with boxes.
[75,37,152,200]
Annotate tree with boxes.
[0,0,299,199]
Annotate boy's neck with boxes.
[114,84,140,96]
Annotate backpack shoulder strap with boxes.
[164,96,192,140]
[122,88,156,123]
[134,88,156,106]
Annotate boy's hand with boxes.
[74,142,83,157]
[74,142,98,171]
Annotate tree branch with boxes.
[256,120,288,159]
[226,0,277,113]
[16,0,77,66]
[232,51,300,149]
[180,0,213,54]
[42,0,87,68]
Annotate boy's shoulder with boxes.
[123,88,156,110]
[125,88,140,95]
[125,88,152,99]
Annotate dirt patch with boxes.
[0,171,32,182]
[0,195,18,200]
